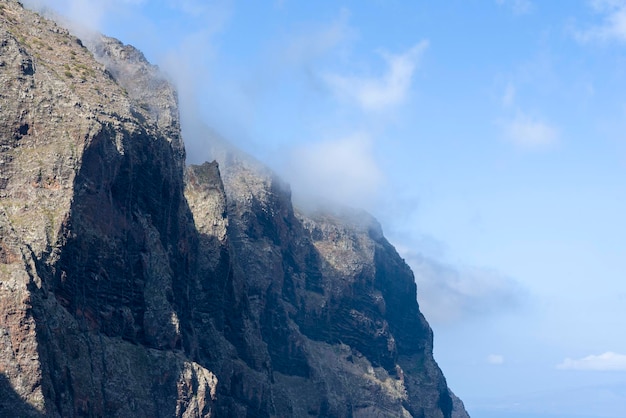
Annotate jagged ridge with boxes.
[0,2,469,417]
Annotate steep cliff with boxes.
[0,1,469,417]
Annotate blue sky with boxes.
[25,0,626,416]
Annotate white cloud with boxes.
[25,0,228,42]
[575,0,626,43]
[496,0,533,15]
[500,112,559,149]
[403,252,526,325]
[557,352,626,371]
[487,354,505,365]
[323,41,428,112]
[285,133,384,210]
[502,83,517,107]
[162,28,218,114]
[23,0,145,36]
[497,81,558,150]
[590,0,626,9]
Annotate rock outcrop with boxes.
[0,1,469,417]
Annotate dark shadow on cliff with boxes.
[0,374,44,418]
[25,122,205,417]
[22,123,455,417]
[46,123,188,348]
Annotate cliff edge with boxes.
[0,2,469,417]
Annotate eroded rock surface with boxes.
[0,1,469,417]
[205,148,468,417]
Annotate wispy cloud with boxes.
[496,0,533,15]
[284,133,384,210]
[499,112,559,149]
[575,0,626,43]
[557,352,626,371]
[502,83,517,107]
[281,8,355,69]
[23,0,145,36]
[497,78,559,150]
[323,41,428,112]
[403,252,526,325]
[487,354,505,365]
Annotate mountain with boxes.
[0,1,469,417]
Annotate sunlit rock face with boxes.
[0,2,469,417]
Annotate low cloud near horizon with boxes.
[401,251,526,325]
[557,352,626,371]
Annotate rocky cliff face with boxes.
[0,1,469,417]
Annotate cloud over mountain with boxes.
[402,252,526,325]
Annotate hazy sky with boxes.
[25,0,626,416]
